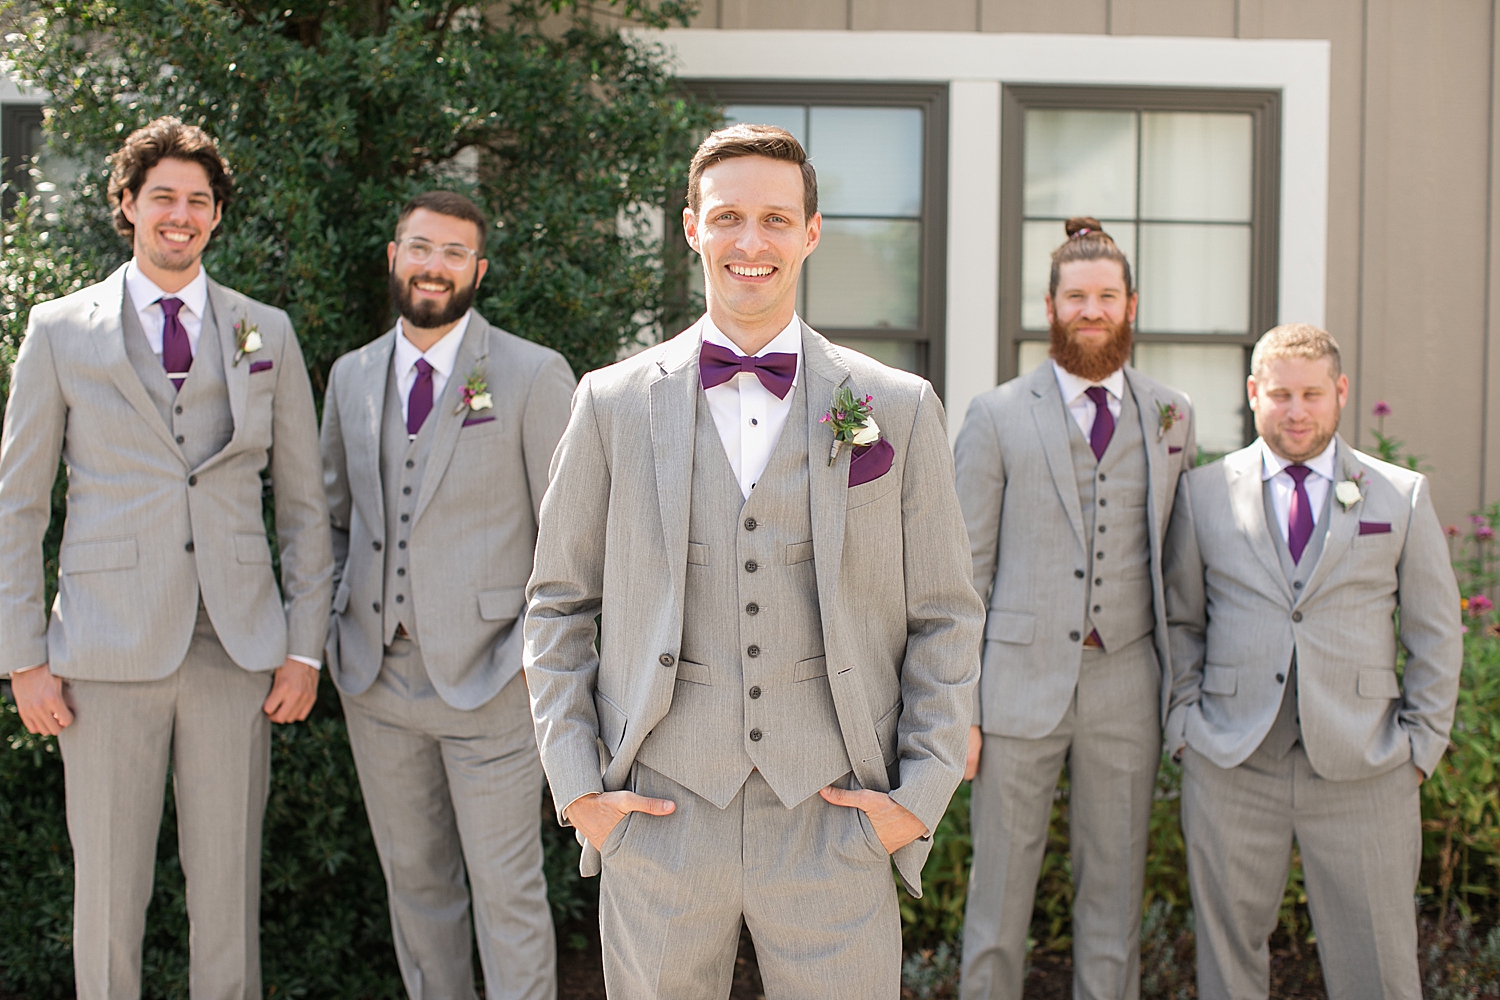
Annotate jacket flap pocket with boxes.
[675,658,712,685]
[233,532,272,566]
[59,536,138,575]
[1357,668,1401,699]
[794,655,828,682]
[687,542,709,567]
[786,540,814,565]
[1202,665,1237,696]
[595,690,628,753]
[984,610,1035,645]
[332,580,351,615]
[478,586,526,622]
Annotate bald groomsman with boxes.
[956,218,1195,1000]
[1164,324,1462,1000]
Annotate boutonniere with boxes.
[1157,401,1183,441]
[232,318,262,366]
[820,386,880,466]
[1335,471,1366,510]
[453,365,493,416]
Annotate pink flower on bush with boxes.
[1478,525,1496,542]
[1468,594,1494,616]
[1471,515,1488,526]
[1372,400,1393,418]
[1447,525,1462,538]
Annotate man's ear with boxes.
[1044,294,1056,328]
[1246,375,1259,411]
[120,189,138,226]
[682,207,700,253]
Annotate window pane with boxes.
[1021,219,1135,330]
[1136,223,1250,334]
[808,107,923,217]
[804,218,921,329]
[1018,340,1050,375]
[1131,343,1246,454]
[723,104,808,148]
[1024,110,1137,219]
[831,337,924,375]
[1140,112,1252,223]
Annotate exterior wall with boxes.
[680,0,1497,527]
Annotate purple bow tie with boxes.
[699,341,797,399]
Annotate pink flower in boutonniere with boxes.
[1156,401,1182,441]
[820,387,879,466]
[453,365,492,416]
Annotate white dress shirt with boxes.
[702,315,803,499]
[1260,436,1337,543]
[124,259,208,358]
[1051,360,1124,439]
[393,312,471,430]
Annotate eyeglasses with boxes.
[398,238,480,271]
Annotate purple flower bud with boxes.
[1372,400,1393,418]
[1469,594,1495,615]
[1472,514,1488,526]
[1479,526,1496,542]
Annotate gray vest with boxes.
[635,388,851,809]
[1258,477,1334,758]
[1066,382,1154,651]
[378,361,439,644]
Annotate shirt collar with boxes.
[394,311,471,380]
[1259,435,1339,483]
[125,258,209,319]
[1051,359,1125,407]
[701,313,803,387]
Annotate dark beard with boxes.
[390,269,477,329]
[1049,313,1133,383]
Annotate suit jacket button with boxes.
[1293,580,1304,590]
[1276,673,1286,683]
[1074,569,1084,578]
[749,728,763,742]
[747,645,760,658]
[749,686,762,699]
[744,517,758,531]
[1292,611,1303,622]
[175,434,185,444]
[187,475,197,486]
[659,653,675,667]
[746,602,759,615]
[1069,630,1081,641]
[184,541,194,553]
[373,541,383,551]
[744,560,758,573]
[373,602,381,613]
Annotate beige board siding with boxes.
[852,0,978,31]
[978,0,1107,33]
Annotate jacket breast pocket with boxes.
[233,533,273,565]
[1202,665,1237,696]
[846,475,898,511]
[984,610,1035,645]
[59,536,138,575]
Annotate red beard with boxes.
[1049,313,1133,383]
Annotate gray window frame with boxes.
[999,84,1282,445]
[671,80,950,397]
[2,103,45,215]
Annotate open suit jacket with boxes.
[523,320,985,895]
[321,312,575,710]
[1163,436,1463,780]
[0,263,332,678]
[953,363,1195,737]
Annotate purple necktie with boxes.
[159,297,193,391]
[408,358,434,436]
[1285,464,1315,564]
[699,341,798,399]
[1084,386,1115,461]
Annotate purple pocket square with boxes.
[249,360,273,374]
[1168,446,1183,455]
[848,438,895,488]
[462,413,496,427]
[1359,520,1392,535]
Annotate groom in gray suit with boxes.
[524,123,984,998]
[0,117,332,998]
[954,218,1195,1000]
[321,191,574,1000]
[1164,323,1462,1000]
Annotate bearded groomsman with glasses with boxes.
[0,117,332,999]
[320,191,575,1000]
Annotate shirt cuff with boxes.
[9,663,45,676]
[287,655,321,670]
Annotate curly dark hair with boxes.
[107,117,233,241]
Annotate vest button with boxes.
[400,513,410,523]
[1293,580,1304,590]
[1276,673,1286,683]
[175,405,183,415]
[749,728,763,742]
[1292,611,1303,622]
[1098,473,1107,482]
[744,560,758,573]
[1098,525,1107,533]
[746,603,759,615]
[744,517,757,531]
[403,486,412,495]
[1074,569,1084,578]
[659,653,675,667]
[406,459,415,469]
[1099,498,1107,507]
[184,541,194,553]
[398,540,407,549]
[1093,605,1101,613]
[749,686,762,699]
[397,568,405,577]
[187,475,197,486]
[395,594,404,603]
[747,645,760,658]
[373,541,383,551]
[1096,552,1105,560]
[175,434,185,444]
[373,602,381,613]
[1096,577,1103,586]
[1069,630,1081,641]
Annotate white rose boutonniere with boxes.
[1335,478,1363,510]
[233,319,262,366]
[851,417,881,447]
[454,365,493,415]
[819,387,880,465]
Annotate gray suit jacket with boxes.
[523,320,984,894]
[1163,437,1463,780]
[321,312,575,709]
[953,363,1195,737]
[0,263,332,679]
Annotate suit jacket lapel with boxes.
[1124,368,1170,547]
[649,323,702,624]
[207,277,248,451]
[1298,437,1361,602]
[1028,365,1086,548]
[354,328,398,541]
[411,315,487,527]
[802,324,852,636]
[1228,445,1295,604]
[89,265,183,459]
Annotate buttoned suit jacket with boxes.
[0,263,332,679]
[523,319,985,895]
[1162,437,1462,780]
[953,363,1195,738]
[321,312,575,710]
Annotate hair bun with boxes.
[1065,216,1107,239]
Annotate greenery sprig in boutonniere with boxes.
[232,318,262,366]
[1157,401,1183,441]
[454,365,493,415]
[1335,470,1366,511]
[820,386,880,466]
